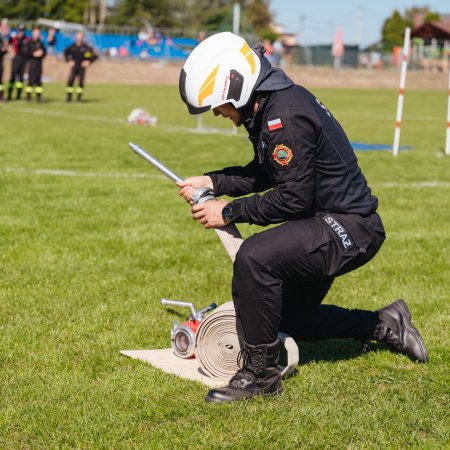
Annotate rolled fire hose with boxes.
[195,302,299,379]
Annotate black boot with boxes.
[66,93,72,102]
[26,87,33,102]
[35,87,43,102]
[76,93,82,102]
[0,90,3,101]
[373,299,428,363]
[16,88,22,100]
[205,339,282,403]
[7,87,12,101]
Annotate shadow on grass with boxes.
[24,97,103,105]
[3,97,101,105]
[298,339,388,364]
[160,308,390,364]
[73,98,102,104]
[162,307,189,320]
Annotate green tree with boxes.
[0,1,15,20]
[424,11,440,22]
[46,0,88,23]
[0,0,275,35]
[382,10,409,51]
[404,6,440,26]
[382,6,442,52]
[1,0,46,21]
[108,0,184,28]
[245,0,271,33]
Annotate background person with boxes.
[46,27,57,67]
[272,38,283,66]
[0,17,10,45]
[177,32,429,404]
[63,31,97,102]
[46,27,57,54]
[7,23,28,101]
[0,35,7,101]
[25,27,46,102]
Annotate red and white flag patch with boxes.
[267,118,283,132]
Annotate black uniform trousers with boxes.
[0,58,3,90]
[28,60,43,87]
[68,64,86,88]
[232,211,386,345]
[9,56,27,86]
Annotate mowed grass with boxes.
[0,82,449,449]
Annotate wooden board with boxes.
[120,349,229,388]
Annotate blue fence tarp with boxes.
[35,30,197,60]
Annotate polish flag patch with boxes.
[267,118,283,132]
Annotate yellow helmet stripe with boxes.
[198,64,220,106]
[240,42,255,74]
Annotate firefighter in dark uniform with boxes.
[7,24,29,101]
[25,28,46,102]
[63,31,97,102]
[0,35,7,101]
[177,33,429,404]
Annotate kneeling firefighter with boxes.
[178,33,428,404]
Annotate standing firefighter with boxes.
[64,32,97,102]
[7,24,28,101]
[25,28,46,102]
[0,35,7,101]
[178,33,429,404]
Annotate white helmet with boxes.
[179,32,262,115]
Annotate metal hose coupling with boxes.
[191,187,215,205]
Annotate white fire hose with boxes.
[195,302,299,379]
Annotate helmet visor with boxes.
[179,68,211,115]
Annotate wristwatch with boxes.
[222,204,233,222]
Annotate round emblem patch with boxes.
[272,144,293,166]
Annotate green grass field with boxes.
[0,83,449,449]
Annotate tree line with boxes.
[0,0,273,37]
[2,1,441,50]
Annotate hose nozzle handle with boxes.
[160,299,217,321]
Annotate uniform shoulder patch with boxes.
[267,118,283,132]
[272,144,293,166]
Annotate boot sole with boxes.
[392,300,429,363]
[205,386,283,404]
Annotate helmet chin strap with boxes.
[236,91,259,124]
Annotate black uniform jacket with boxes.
[26,38,47,61]
[64,42,97,65]
[9,34,28,59]
[207,63,378,227]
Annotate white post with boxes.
[446,62,450,156]
[334,55,341,69]
[393,27,411,157]
[431,38,437,57]
[233,3,241,35]
[197,115,203,132]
